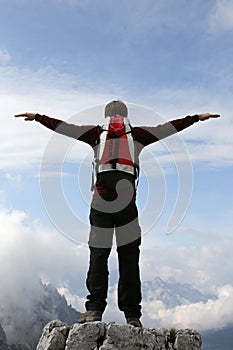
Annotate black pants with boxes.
[85,195,142,318]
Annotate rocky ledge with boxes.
[36,320,202,350]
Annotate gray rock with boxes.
[99,323,168,350]
[36,320,70,350]
[174,329,202,350]
[35,320,202,350]
[65,322,105,350]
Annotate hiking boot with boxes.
[126,317,143,328]
[78,310,102,323]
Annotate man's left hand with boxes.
[198,113,220,121]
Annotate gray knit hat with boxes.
[104,100,128,118]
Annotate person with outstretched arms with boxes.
[15,101,220,327]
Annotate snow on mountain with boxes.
[142,276,213,308]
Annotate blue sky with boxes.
[0,0,233,331]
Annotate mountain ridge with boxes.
[0,277,232,349]
[142,276,214,307]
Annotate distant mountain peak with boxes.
[0,281,80,350]
[142,276,213,308]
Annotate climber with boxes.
[15,100,220,328]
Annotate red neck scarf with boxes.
[109,114,124,132]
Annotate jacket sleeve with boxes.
[133,114,199,146]
[35,114,100,146]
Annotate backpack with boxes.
[91,116,139,190]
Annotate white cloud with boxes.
[0,207,90,343]
[0,208,88,284]
[59,283,126,325]
[59,269,233,331]
[209,0,233,32]
[144,86,233,168]
[0,206,125,331]
[0,204,233,332]
[0,48,11,64]
[0,65,114,170]
[1,65,232,171]
[143,284,233,331]
[140,229,233,294]
[0,207,90,315]
[0,49,231,170]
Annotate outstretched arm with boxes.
[14,112,100,146]
[15,112,65,131]
[133,112,221,147]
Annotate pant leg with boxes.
[115,200,142,318]
[117,238,142,318]
[85,246,111,312]
[88,196,114,249]
[114,200,141,247]
[85,199,114,312]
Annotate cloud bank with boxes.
[1,206,232,334]
[1,63,232,173]
[0,207,88,342]
[143,284,233,330]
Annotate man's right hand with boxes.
[14,112,37,121]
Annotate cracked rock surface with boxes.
[36,320,202,350]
